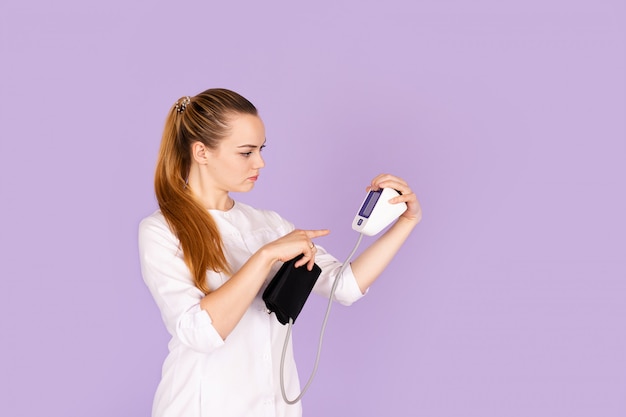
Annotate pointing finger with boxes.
[304,229,330,239]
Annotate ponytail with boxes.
[154,89,257,294]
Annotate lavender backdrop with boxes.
[1,0,624,416]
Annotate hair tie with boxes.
[175,96,191,113]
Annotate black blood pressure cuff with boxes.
[262,254,321,325]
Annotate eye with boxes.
[240,145,265,158]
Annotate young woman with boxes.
[138,88,421,417]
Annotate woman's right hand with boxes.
[261,229,330,270]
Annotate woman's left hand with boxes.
[366,173,422,224]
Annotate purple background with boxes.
[1,0,624,416]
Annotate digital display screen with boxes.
[359,190,381,218]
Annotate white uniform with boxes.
[138,201,365,417]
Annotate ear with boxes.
[191,141,210,165]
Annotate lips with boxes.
[248,175,259,181]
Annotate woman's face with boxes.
[205,113,266,194]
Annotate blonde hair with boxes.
[154,88,258,294]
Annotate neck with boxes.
[193,192,234,211]
[187,166,233,211]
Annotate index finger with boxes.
[304,229,331,239]
[372,174,408,190]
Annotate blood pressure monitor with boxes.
[274,185,408,404]
[352,188,407,236]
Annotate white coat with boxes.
[138,201,365,417]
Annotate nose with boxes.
[254,152,265,169]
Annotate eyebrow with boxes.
[236,139,267,149]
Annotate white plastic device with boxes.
[352,188,407,236]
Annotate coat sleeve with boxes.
[138,214,225,354]
[312,245,367,305]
